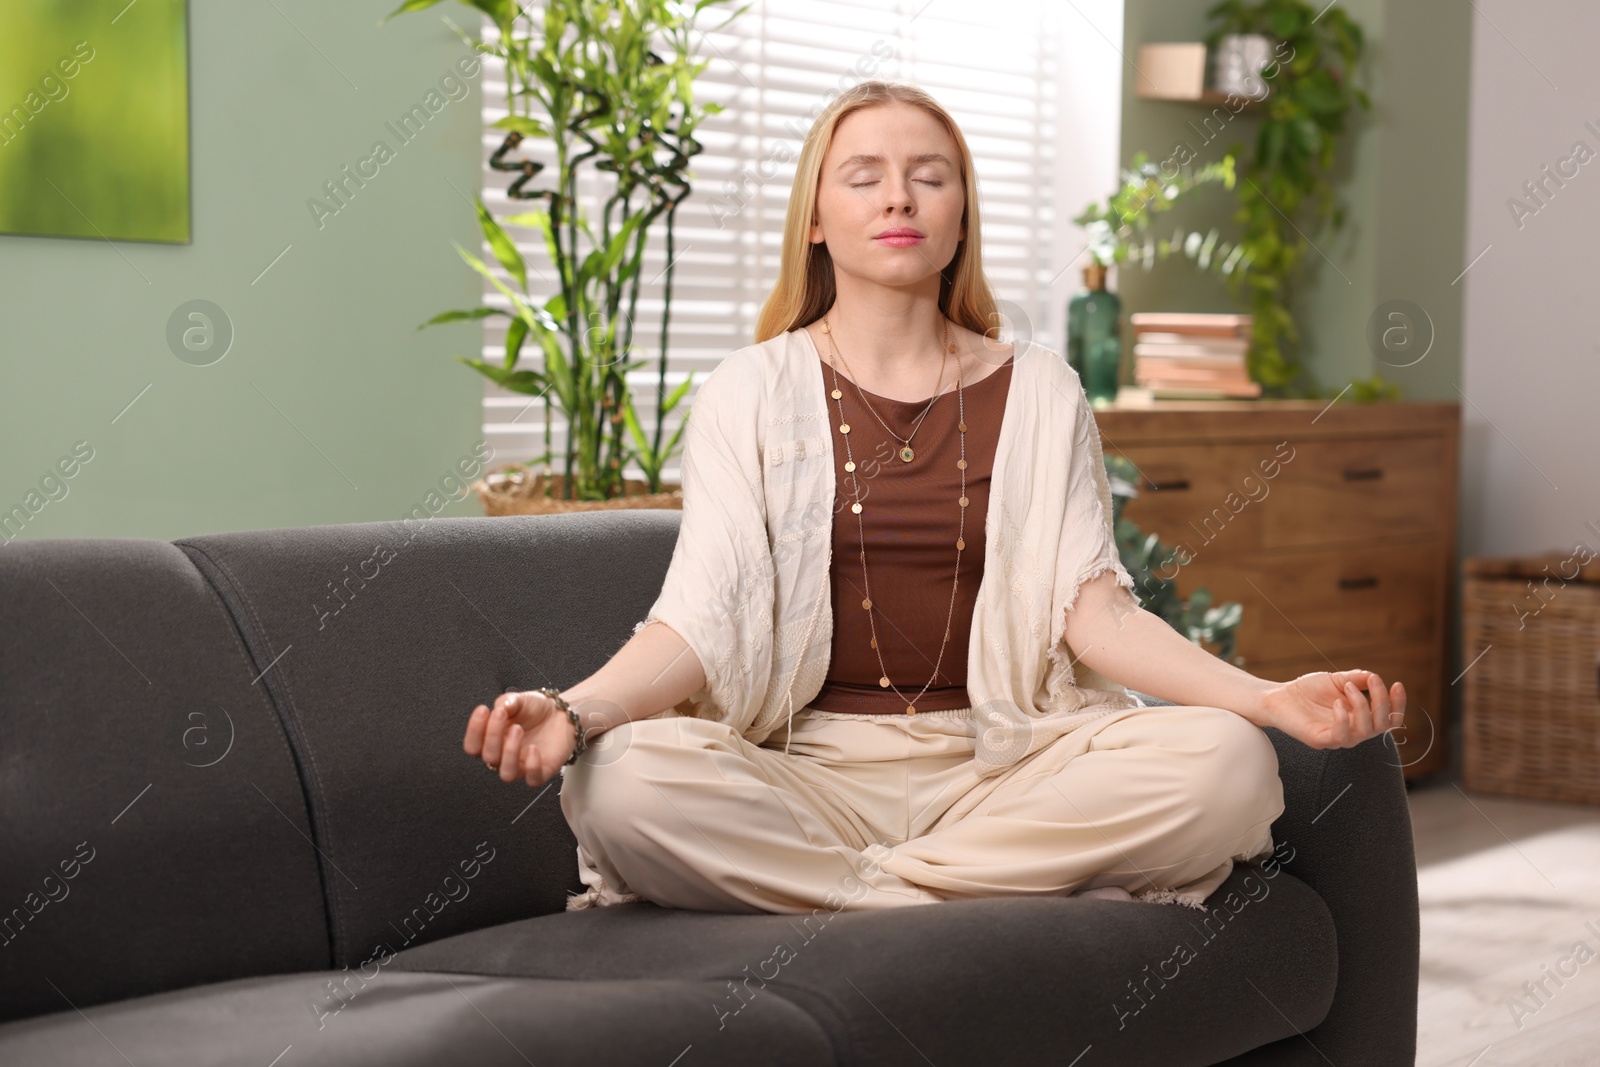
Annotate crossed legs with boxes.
[559,704,1284,915]
[878,704,1284,904]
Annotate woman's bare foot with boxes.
[1072,885,1135,902]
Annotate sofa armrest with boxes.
[1257,723,1418,1064]
[1131,692,1419,1065]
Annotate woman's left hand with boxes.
[1260,670,1406,750]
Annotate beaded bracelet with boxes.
[537,686,589,765]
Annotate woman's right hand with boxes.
[464,690,579,788]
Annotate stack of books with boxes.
[1121,312,1261,400]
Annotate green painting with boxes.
[0,0,190,243]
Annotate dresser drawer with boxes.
[1114,441,1284,554]
[1114,435,1444,555]
[1171,540,1442,662]
[1265,436,1445,547]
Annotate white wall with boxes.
[1462,0,1600,559]
[1044,0,1125,353]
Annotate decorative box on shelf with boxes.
[1134,42,1266,109]
[1094,397,1461,780]
[1461,551,1600,805]
[1135,43,1208,100]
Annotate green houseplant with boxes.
[389,0,746,506]
[1069,151,1252,403]
[1073,150,1250,277]
[1203,0,1382,399]
[1106,454,1243,665]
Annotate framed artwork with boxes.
[0,0,190,243]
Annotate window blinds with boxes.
[476,0,1062,483]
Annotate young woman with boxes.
[462,80,1405,915]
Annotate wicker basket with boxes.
[1462,550,1600,804]
[472,467,683,516]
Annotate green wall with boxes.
[1115,0,1471,400]
[0,1,488,543]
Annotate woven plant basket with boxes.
[1462,550,1600,805]
[471,467,683,516]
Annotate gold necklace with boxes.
[822,314,967,715]
[822,316,949,463]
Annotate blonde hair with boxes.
[753,80,1000,344]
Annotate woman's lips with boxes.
[874,233,924,247]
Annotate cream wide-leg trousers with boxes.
[559,702,1284,915]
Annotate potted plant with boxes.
[1202,0,1393,400]
[1073,151,1248,277]
[1070,151,1250,403]
[389,0,747,512]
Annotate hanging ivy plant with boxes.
[1204,0,1370,396]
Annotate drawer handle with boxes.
[1144,478,1191,492]
[1338,576,1379,590]
[1343,467,1384,481]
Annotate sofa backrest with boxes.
[0,510,680,1021]
[0,539,328,1022]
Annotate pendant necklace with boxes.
[822,316,949,464]
[821,314,968,715]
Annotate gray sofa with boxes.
[0,509,1418,1065]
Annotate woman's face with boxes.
[809,102,967,294]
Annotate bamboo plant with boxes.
[390,0,747,500]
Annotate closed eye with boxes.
[850,179,944,187]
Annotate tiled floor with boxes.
[1410,776,1600,1066]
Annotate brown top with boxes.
[807,344,1016,713]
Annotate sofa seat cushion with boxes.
[0,968,833,1067]
[393,862,1337,1067]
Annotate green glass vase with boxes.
[1066,262,1122,405]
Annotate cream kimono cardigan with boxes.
[633,328,1145,778]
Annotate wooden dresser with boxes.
[1093,398,1461,780]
